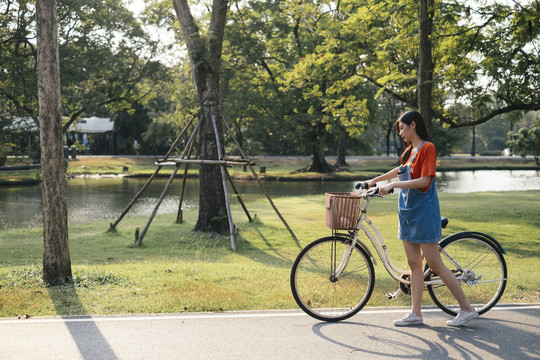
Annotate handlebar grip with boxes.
[374,187,394,195]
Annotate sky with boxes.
[125,0,183,65]
[126,0,146,16]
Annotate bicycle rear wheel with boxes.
[290,236,375,322]
[427,233,507,316]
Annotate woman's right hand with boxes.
[378,183,395,196]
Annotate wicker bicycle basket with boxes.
[325,192,363,230]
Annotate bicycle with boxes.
[290,186,508,322]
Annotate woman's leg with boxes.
[421,242,475,312]
[402,241,424,316]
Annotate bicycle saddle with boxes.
[441,216,448,229]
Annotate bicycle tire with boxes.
[290,235,375,322]
[427,233,507,316]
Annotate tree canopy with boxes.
[0,0,169,130]
[349,0,540,128]
[507,126,540,164]
[2,0,539,161]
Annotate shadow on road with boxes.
[48,285,118,360]
[311,309,540,359]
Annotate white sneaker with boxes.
[394,312,423,326]
[447,309,479,327]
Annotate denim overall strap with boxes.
[397,142,441,243]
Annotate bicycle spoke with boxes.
[291,236,375,321]
[464,246,492,271]
[340,263,370,278]
[427,235,507,316]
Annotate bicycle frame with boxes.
[334,191,467,289]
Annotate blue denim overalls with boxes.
[397,142,441,244]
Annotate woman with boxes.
[361,110,478,327]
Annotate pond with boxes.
[0,170,538,231]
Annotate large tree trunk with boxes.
[173,0,229,234]
[471,125,476,157]
[304,144,333,172]
[418,0,434,137]
[301,126,334,173]
[385,126,392,157]
[195,97,227,234]
[334,132,349,168]
[36,0,72,285]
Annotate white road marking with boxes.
[0,304,538,325]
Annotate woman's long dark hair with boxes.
[396,110,431,165]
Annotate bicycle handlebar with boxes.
[354,182,394,196]
[371,187,394,195]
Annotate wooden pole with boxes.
[176,165,189,223]
[220,115,298,242]
[212,115,236,251]
[225,168,252,222]
[158,159,254,166]
[176,126,198,223]
[135,121,201,246]
[109,116,195,230]
[135,165,180,246]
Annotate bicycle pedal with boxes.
[386,292,397,299]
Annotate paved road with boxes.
[1,304,538,360]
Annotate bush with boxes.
[507,127,540,164]
[432,121,465,156]
[479,150,502,156]
[0,142,14,166]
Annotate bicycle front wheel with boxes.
[427,233,507,316]
[290,236,375,322]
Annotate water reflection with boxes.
[0,170,538,230]
[437,170,540,193]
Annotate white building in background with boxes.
[4,116,122,155]
[67,117,116,154]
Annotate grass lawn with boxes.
[0,169,41,186]
[0,190,538,318]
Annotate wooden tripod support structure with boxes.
[110,114,297,250]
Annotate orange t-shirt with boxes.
[406,142,437,192]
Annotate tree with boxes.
[376,95,406,157]
[172,0,229,234]
[58,0,168,132]
[476,115,513,152]
[345,0,540,151]
[1,0,168,135]
[142,63,198,155]
[142,0,538,161]
[225,0,377,171]
[223,0,299,156]
[438,1,540,128]
[282,1,380,172]
[0,0,39,121]
[35,0,72,285]
[507,126,540,165]
[418,0,434,135]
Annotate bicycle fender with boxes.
[441,231,506,254]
